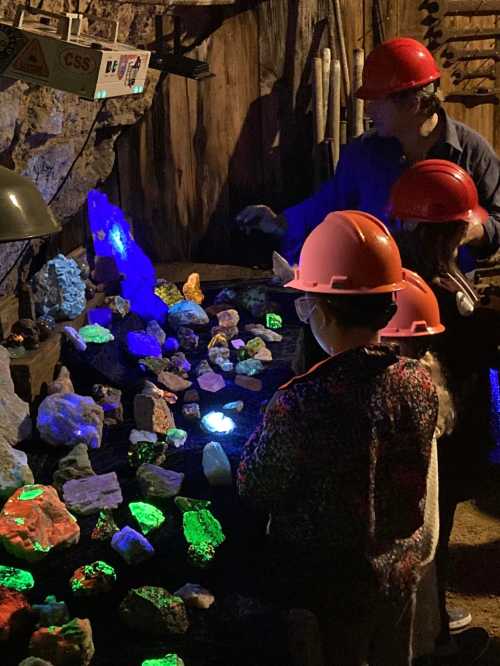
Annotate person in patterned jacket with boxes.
[237,211,438,666]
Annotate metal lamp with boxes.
[0,165,61,242]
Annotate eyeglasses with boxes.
[294,296,321,323]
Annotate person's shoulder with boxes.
[448,113,496,156]
[388,356,436,394]
[341,128,393,157]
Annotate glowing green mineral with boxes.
[183,509,225,555]
[0,565,34,591]
[129,501,165,535]
[142,655,184,666]
[265,312,283,329]
[91,510,119,541]
[19,485,44,501]
[78,324,115,344]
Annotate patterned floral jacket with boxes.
[237,344,438,596]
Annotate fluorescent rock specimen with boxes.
[235,375,263,392]
[208,333,228,348]
[142,655,184,666]
[201,413,235,436]
[104,294,130,317]
[137,464,184,499]
[127,331,162,358]
[253,347,273,362]
[70,561,116,596]
[223,400,244,413]
[235,358,264,376]
[183,509,225,566]
[0,587,32,641]
[208,346,230,364]
[29,617,94,666]
[33,596,69,627]
[174,583,215,609]
[155,281,184,307]
[120,586,189,635]
[128,441,167,469]
[216,308,240,328]
[0,346,32,445]
[177,326,199,351]
[170,352,191,375]
[266,312,283,329]
[111,526,154,564]
[183,389,199,402]
[167,300,209,329]
[134,389,175,434]
[197,372,225,393]
[63,326,87,351]
[157,371,192,393]
[87,307,112,328]
[37,393,104,449]
[146,320,166,346]
[91,384,123,425]
[129,501,165,535]
[163,336,180,353]
[182,272,204,304]
[88,190,168,323]
[244,323,283,342]
[32,254,86,321]
[139,356,171,375]
[175,496,212,514]
[245,337,266,357]
[62,473,122,516]
[78,324,114,344]
[202,441,233,486]
[165,428,187,448]
[52,443,95,492]
[90,510,119,541]
[182,403,201,421]
[238,286,268,317]
[0,436,34,498]
[0,485,80,562]
[129,429,157,445]
[0,565,34,592]
[230,338,245,349]
[195,360,212,377]
[47,366,75,395]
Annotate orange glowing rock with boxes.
[0,485,80,562]
[207,333,228,349]
[0,586,32,641]
[182,273,204,304]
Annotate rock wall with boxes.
[0,0,167,297]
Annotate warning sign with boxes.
[13,39,49,78]
[0,25,27,70]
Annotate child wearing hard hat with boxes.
[237,211,438,666]
[237,37,499,269]
[389,159,499,660]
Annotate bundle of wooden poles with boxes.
[312,40,366,187]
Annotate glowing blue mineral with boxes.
[127,331,162,358]
[87,190,168,323]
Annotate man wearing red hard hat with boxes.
[237,37,500,270]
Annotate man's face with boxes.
[365,94,415,138]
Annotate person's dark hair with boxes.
[396,221,467,283]
[390,80,443,117]
[314,292,397,332]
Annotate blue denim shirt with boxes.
[281,110,500,268]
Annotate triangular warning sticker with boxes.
[13,39,49,78]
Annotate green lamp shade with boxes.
[0,166,61,242]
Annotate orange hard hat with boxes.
[380,268,445,337]
[285,210,405,294]
[389,159,488,225]
[356,37,440,100]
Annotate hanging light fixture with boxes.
[0,166,61,242]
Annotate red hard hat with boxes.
[285,210,405,294]
[380,268,445,337]
[389,159,489,225]
[356,37,440,99]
